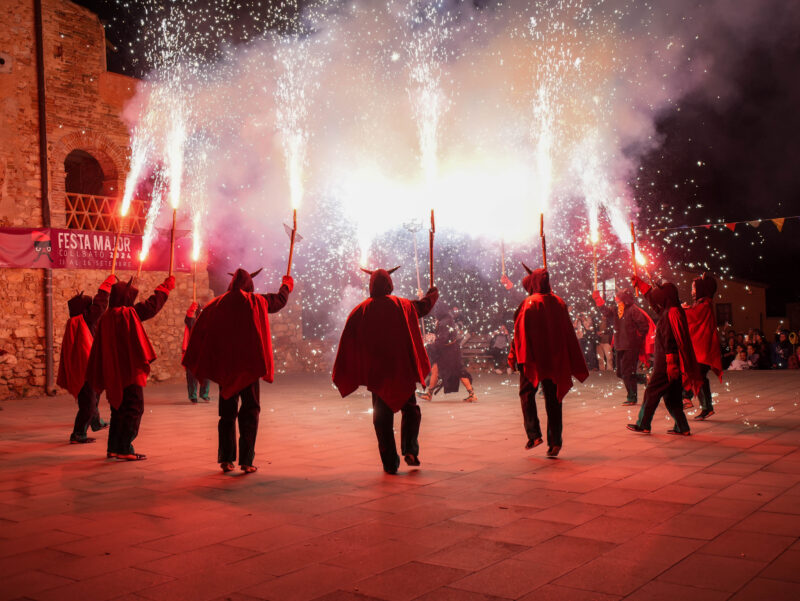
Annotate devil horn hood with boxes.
[523,268,550,294]
[228,268,260,293]
[363,266,400,297]
[67,292,92,317]
[110,278,138,308]
[521,262,533,275]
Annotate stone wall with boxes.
[0,0,312,400]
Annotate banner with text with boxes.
[0,227,192,272]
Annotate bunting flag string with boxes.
[646,215,800,234]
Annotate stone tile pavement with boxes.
[0,370,798,600]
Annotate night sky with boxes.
[73,0,800,311]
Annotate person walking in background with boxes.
[626,277,702,436]
[418,303,477,402]
[592,287,653,405]
[332,267,438,474]
[509,266,589,457]
[183,300,210,403]
[183,268,292,474]
[87,276,175,461]
[58,274,115,443]
[684,273,723,419]
[596,310,614,371]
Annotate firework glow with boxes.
[109,0,782,341]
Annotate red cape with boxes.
[641,308,656,364]
[667,306,704,394]
[684,298,723,379]
[182,290,274,399]
[56,316,93,399]
[332,295,430,412]
[86,307,156,409]
[512,293,589,402]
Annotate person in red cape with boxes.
[87,275,174,460]
[332,267,438,474]
[182,268,292,474]
[683,273,722,419]
[627,277,703,436]
[592,286,653,405]
[508,266,589,457]
[58,274,115,443]
[183,300,210,403]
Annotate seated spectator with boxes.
[772,329,793,369]
[721,334,737,369]
[728,350,751,371]
[788,347,800,370]
[746,344,760,368]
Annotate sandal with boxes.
[220,462,235,472]
[240,465,258,473]
[463,392,478,402]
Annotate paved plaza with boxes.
[1,370,799,601]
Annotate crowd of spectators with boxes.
[722,328,800,370]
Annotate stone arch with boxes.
[50,130,128,228]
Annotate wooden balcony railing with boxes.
[59,194,148,234]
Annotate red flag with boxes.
[725,223,736,231]
[501,273,513,290]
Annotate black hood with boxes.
[361,266,399,298]
[521,264,551,295]
[615,288,635,306]
[693,272,717,301]
[227,268,262,293]
[110,279,138,308]
[648,282,681,314]
[67,293,92,317]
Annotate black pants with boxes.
[107,384,144,454]
[684,364,713,411]
[72,381,103,439]
[616,349,639,401]
[186,369,210,400]
[637,371,690,433]
[218,381,260,466]
[519,374,562,447]
[371,393,421,471]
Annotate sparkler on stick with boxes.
[429,209,435,287]
[591,230,599,290]
[540,212,547,270]
[630,221,638,296]
[168,208,177,278]
[111,218,122,275]
[136,249,146,279]
[286,209,298,277]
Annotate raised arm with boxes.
[85,274,115,330]
[411,286,438,318]
[261,275,293,314]
[135,276,174,322]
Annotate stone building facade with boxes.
[0,0,304,399]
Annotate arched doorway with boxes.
[64,149,105,196]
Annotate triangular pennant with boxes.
[749,220,761,228]
[500,273,513,290]
[773,218,785,232]
[726,223,736,232]
[284,223,304,243]
[704,224,712,229]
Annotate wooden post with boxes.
[168,208,177,277]
[429,209,435,287]
[286,208,297,277]
[540,212,547,270]
[630,221,638,296]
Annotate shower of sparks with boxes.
[108,0,758,345]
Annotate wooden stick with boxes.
[168,208,177,277]
[286,208,297,277]
[593,242,598,290]
[630,221,638,296]
[111,213,122,275]
[501,238,506,276]
[136,254,144,278]
[192,259,197,303]
[540,212,547,270]
[429,209,435,287]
